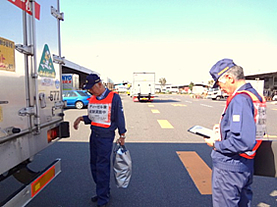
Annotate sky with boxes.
[60,0,277,85]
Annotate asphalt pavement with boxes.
[26,94,277,207]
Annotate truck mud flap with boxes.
[1,159,61,207]
[59,121,70,138]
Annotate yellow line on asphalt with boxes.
[151,109,160,114]
[157,120,174,128]
[171,104,187,107]
[265,134,277,138]
[177,151,212,195]
[148,105,155,107]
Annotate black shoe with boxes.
[91,196,98,202]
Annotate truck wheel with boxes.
[216,96,221,100]
[75,101,84,109]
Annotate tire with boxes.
[75,101,84,109]
[216,96,221,100]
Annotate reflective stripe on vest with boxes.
[88,92,115,128]
[232,90,266,159]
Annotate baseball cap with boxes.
[209,58,236,88]
[83,74,101,89]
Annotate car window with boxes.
[62,91,68,97]
[77,91,90,96]
[69,91,77,97]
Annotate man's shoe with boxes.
[91,196,98,202]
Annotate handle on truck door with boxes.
[0,101,8,104]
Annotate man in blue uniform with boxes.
[74,74,127,207]
[205,59,266,207]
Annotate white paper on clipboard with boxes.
[188,125,213,138]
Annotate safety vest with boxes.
[88,92,115,128]
[225,90,266,159]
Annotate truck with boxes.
[62,73,80,90]
[206,87,228,100]
[207,80,264,101]
[132,72,155,102]
[0,1,69,206]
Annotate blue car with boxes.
[62,90,91,109]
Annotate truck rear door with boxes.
[0,0,64,175]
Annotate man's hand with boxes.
[73,116,83,130]
[204,138,215,148]
[117,137,125,146]
[205,124,220,149]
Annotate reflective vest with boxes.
[225,90,266,159]
[88,92,115,128]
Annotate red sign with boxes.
[8,0,41,20]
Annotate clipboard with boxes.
[188,125,213,138]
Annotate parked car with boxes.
[62,90,91,109]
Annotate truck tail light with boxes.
[47,127,59,143]
[47,122,70,142]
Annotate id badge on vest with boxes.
[88,103,112,127]
[254,102,266,138]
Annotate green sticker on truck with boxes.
[38,44,56,78]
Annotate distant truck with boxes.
[207,79,265,101]
[0,1,69,206]
[62,73,80,90]
[115,84,127,93]
[166,85,179,94]
[132,72,155,102]
[207,87,228,100]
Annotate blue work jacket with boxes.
[83,89,127,137]
[212,83,263,172]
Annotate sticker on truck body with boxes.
[0,37,15,72]
[38,44,56,78]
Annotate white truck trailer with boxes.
[132,72,155,102]
[0,1,69,206]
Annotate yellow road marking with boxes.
[151,109,160,114]
[264,134,277,138]
[177,151,212,195]
[157,120,174,128]
[148,105,155,107]
[273,109,277,110]
[172,104,186,107]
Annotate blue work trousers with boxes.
[89,133,114,206]
[212,166,253,207]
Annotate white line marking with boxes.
[200,104,213,108]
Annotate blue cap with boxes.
[83,74,101,89]
[209,58,236,88]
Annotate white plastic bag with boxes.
[113,144,132,188]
